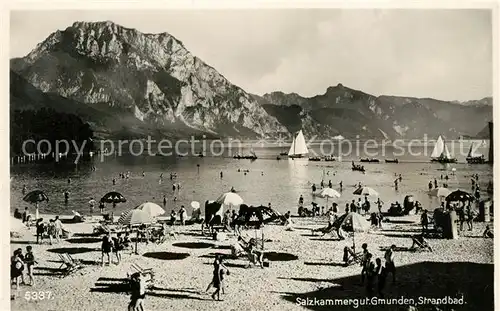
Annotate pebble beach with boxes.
[10,212,494,311]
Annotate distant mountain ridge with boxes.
[255,84,492,139]
[10,20,492,140]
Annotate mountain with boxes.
[11,20,492,140]
[10,21,286,139]
[256,84,492,139]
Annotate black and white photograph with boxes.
[6,3,497,311]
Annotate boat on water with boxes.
[466,143,486,164]
[288,130,309,159]
[360,158,380,163]
[351,161,365,172]
[430,136,457,163]
[385,158,399,163]
[309,156,322,161]
[324,156,337,162]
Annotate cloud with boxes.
[10,9,492,101]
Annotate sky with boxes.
[10,9,493,101]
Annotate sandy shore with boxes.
[10,213,493,311]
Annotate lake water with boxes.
[10,141,493,216]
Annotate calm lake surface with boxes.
[10,141,493,216]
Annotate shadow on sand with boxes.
[143,252,190,260]
[279,261,493,311]
[65,237,102,244]
[47,247,98,255]
[172,242,214,249]
[264,252,298,261]
[304,262,346,267]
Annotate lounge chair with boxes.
[58,253,83,278]
[129,263,155,289]
[410,236,433,252]
[343,247,362,266]
[311,223,339,237]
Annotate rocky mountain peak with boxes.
[11,20,286,138]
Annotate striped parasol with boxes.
[117,209,153,226]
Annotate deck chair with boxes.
[58,253,83,278]
[129,263,155,289]
[311,223,339,237]
[410,236,433,252]
[343,247,363,266]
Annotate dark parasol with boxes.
[101,191,127,204]
[23,190,49,204]
[446,190,474,202]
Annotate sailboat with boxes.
[288,130,309,159]
[466,143,486,164]
[430,136,457,163]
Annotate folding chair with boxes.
[344,249,363,266]
[58,253,83,278]
[410,236,433,252]
[129,263,155,289]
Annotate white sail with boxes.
[288,137,296,156]
[431,136,444,158]
[467,145,473,158]
[293,130,309,155]
[468,143,483,157]
[442,144,452,159]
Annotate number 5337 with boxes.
[24,291,54,300]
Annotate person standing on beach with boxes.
[36,219,45,244]
[428,181,433,191]
[24,246,37,286]
[360,243,370,285]
[22,185,27,196]
[375,258,386,297]
[466,205,474,231]
[54,216,62,243]
[364,253,376,297]
[311,184,316,193]
[67,177,71,185]
[128,273,146,311]
[101,233,113,266]
[89,197,96,217]
[112,178,116,185]
[328,180,332,188]
[421,210,429,235]
[220,171,223,179]
[162,195,167,206]
[384,245,396,283]
[298,195,304,207]
[179,206,187,226]
[63,191,70,204]
[339,181,343,192]
[113,233,123,265]
[11,249,25,299]
[434,179,438,188]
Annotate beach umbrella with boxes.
[215,192,243,209]
[428,187,452,198]
[353,186,379,197]
[101,191,127,204]
[446,190,473,202]
[23,190,49,220]
[117,209,153,226]
[191,201,200,210]
[318,188,341,204]
[318,188,341,199]
[135,202,165,217]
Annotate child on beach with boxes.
[128,272,146,311]
[360,243,369,284]
[47,220,56,245]
[24,246,37,286]
[101,233,113,266]
[179,206,187,226]
[11,249,25,299]
[36,219,45,244]
[54,216,62,242]
[113,233,123,264]
[384,245,396,283]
